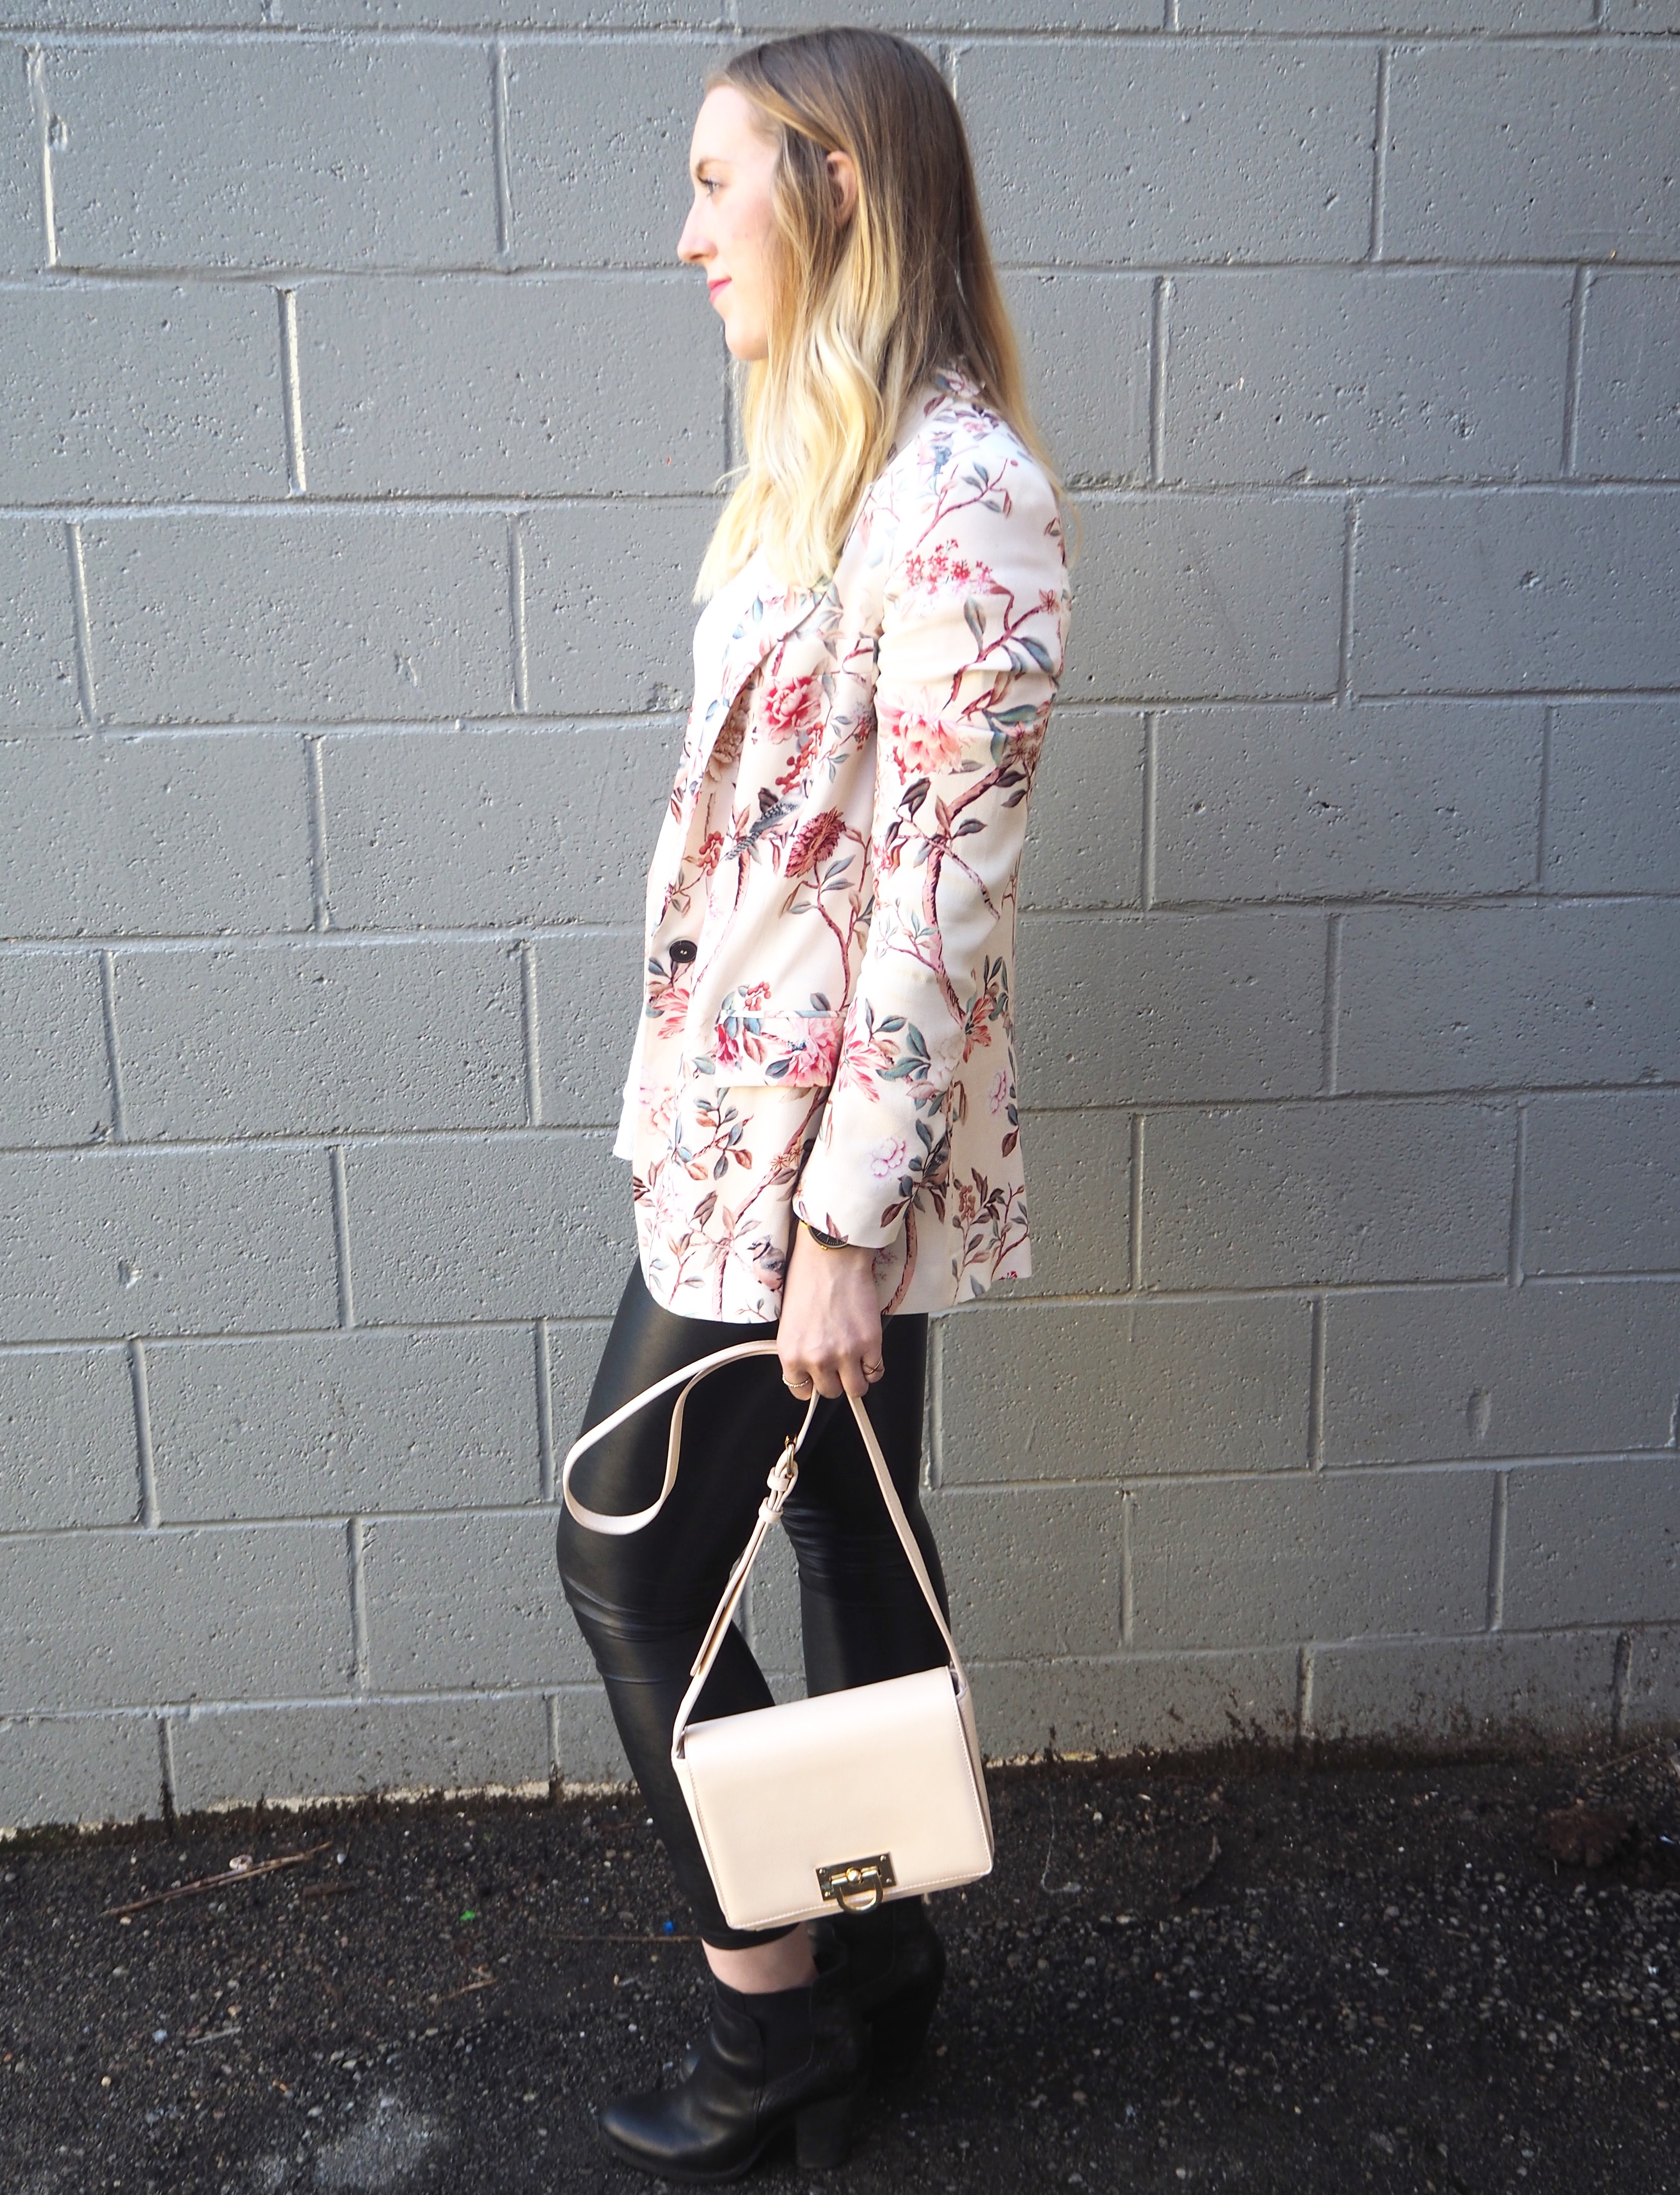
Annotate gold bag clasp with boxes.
[816,1854,897,1913]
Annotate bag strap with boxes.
[562,1339,813,1536]
[559,1339,967,1757]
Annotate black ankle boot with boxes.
[596,1950,867,2183]
[828,1898,946,2077]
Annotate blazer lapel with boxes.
[680,561,827,796]
[674,376,972,800]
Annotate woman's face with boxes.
[679,85,781,362]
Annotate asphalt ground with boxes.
[3,1740,1677,2195]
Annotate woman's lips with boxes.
[708,277,730,299]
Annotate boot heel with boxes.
[794,2086,858,2170]
[869,1972,942,2078]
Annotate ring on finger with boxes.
[862,1359,886,1383]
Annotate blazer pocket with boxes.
[712,992,845,1089]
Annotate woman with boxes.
[556,27,1068,2181]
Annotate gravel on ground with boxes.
[3,1740,1677,2195]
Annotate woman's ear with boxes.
[825,147,859,226]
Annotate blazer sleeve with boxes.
[792,440,1069,1249]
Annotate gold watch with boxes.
[801,1219,850,1250]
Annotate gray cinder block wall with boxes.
[1,2,1676,1833]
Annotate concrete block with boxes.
[43,42,497,270]
[1019,708,1145,914]
[0,284,283,503]
[0,1523,351,1712]
[960,41,1376,267]
[1001,273,1151,486]
[1504,1459,1680,1631]
[113,939,528,1139]
[1336,902,1680,1094]
[1309,1632,1612,1748]
[1066,497,1344,704]
[344,1130,634,1324]
[0,1346,137,1532]
[0,521,79,728]
[503,39,715,269]
[1321,1281,1680,1466]
[1182,0,1586,23]
[551,1684,630,1787]
[1523,1094,1680,1277]
[1,54,40,277]
[323,724,677,932]
[298,274,724,498]
[1166,271,1572,487]
[1384,45,1680,264]
[146,1327,540,1523]
[968,1651,1300,1762]
[5,0,712,12]
[1,1146,338,1342]
[1140,1099,1513,1291]
[742,0,1156,25]
[1129,1469,1492,1649]
[361,1510,590,1690]
[1575,273,1680,482]
[1352,489,1680,695]
[0,949,109,1144]
[1543,701,1680,895]
[522,500,719,716]
[924,1484,1120,1660]
[1010,1105,1133,1299]
[1152,700,1544,905]
[533,930,644,1127]
[287,0,727,20]
[80,512,512,726]
[1621,1626,1680,1743]
[0,0,254,18]
[0,1714,160,1831]
[170,1695,550,1813]
[1016,908,1324,1108]
[0,731,311,939]
[937,1296,1313,1483]
[744,1525,802,1690]
[542,1315,614,1467]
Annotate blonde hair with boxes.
[695,27,1057,601]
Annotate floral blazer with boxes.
[613,366,1070,1323]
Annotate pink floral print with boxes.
[615,367,1069,1321]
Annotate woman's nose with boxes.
[677,208,710,265]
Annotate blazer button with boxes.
[667,939,698,967]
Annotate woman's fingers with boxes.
[778,1224,886,1400]
[837,1355,871,1401]
[778,1323,886,1397]
[780,1350,880,1399]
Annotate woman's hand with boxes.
[778,1223,885,1400]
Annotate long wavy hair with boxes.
[694,27,1057,601]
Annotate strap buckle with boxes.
[759,1439,799,1522]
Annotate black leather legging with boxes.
[555,1260,951,1949]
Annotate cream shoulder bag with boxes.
[562,1338,994,1933]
